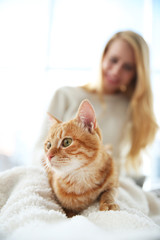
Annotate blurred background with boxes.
[0,0,160,190]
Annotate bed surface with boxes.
[0,166,160,240]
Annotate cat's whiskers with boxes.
[50,156,71,169]
[51,159,69,165]
[41,157,51,174]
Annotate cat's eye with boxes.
[62,138,72,147]
[47,141,51,149]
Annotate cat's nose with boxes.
[47,154,54,161]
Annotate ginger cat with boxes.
[43,99,119,217]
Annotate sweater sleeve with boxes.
[32,87,69,165]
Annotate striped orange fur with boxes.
[43,100,119,217]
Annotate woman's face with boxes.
[102,39,136,94]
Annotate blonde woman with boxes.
[34,30,158,178]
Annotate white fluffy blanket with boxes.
[0,166,160,240]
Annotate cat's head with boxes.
[44,99,102,174]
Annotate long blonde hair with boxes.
[83,30,158,170]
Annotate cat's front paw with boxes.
[99,202,109,211]
[108,203,120,211]
[99,203,120,211]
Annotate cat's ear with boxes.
[47,112,61,126]
[76,99,97,133]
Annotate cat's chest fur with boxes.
[50,153,114,212]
